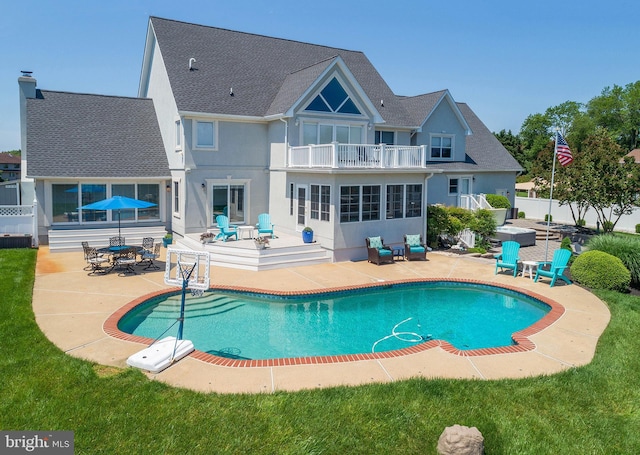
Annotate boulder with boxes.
[437,424,484,455]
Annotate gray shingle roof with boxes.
[398,90,447,126]
[26,90,169,178]
[150,17,412,126]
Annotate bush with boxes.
[545,214,553,222]
[485,194,511,209]
[426,205,449,247]
[586,234,640,286]
[636,224,640,234]
[571,250,631,292]
[518,211,526,219]
[577,219,586,227]
[560,237,572,251]
[603,221,614,233]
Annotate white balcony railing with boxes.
[288,143,426,169]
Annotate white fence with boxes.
[0,203,38,246]
[515,196,640,233]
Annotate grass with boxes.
[2,249,640,454]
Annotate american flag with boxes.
[556,132,573,166]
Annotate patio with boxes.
[33,244,610,393]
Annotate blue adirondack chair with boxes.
[256,213,275,238]
[494,241,520,277]
[215,215,238,242]
[534,248,572,287]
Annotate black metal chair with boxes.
[114,246,137,275]
[86,247,111,275]
[109,236,125,247]
[138,243,161,270]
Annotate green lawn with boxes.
[1,249,639,454]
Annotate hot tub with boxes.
[495,226,536,247]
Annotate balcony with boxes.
[288,143,427,169]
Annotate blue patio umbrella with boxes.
[79,195,157,237]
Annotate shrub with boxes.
[545,214,553,222]
[447,216,464,236]
[603,221,614,233]
[426,205,449,247]
[560,237,572,251]
[570,250,631,292]
[636,224,640,234]
[485,194,511,209]
[471,209,497,249]
[518,211,525,219]
[586,234,640,286]
[577,219,586,227]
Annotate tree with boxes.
[587,81,640,151]
[581,130,640,231]
[494,129,526,170]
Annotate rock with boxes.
[437,424,484,455]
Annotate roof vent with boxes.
[21,70,33,77]
[380,99,384,107]
[229,87,234,96]
[188,58,196,71]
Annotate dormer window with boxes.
[305,77,361,115]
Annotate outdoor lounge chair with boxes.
[366,236,394,265]
[256,213,275,238]
[534,248,572,287]
[494,240,520,277]
[404,234,427,261]
[215,215,238,242]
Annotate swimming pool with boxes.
[115,280,556,363]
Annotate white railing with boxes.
[0,204,37,246]
[288,143,426,169]
[460,193,492,210]
[458,228,475,249]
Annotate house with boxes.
[0,152,21,181]
[19,17,521,261]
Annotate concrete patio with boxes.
[33,243,610,394]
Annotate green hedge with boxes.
[571,250,631,292]
[485,194,511,209]
[586,234,640,286]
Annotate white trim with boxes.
[179,110,267,123]
[192,119,219,151]
[429,133,455,161]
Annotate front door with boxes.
[296,185,307,229]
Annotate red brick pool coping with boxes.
[103,278,565,368]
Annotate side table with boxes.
[521,260,538,279]
[237,225,255,240]
[393,247,404,261]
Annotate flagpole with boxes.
[544,130,559,262]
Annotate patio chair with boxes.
[86,247,111,275]
[82,241,103,270]
[534,248,572,287]
[404,234,427,261]
[109,236,125,247]
[215,215,238,242]
[138,243,161,270]
[114,246,137,275]
[494,240,520,277]
[141,237,154,253]
[366,236,394,265]
[256,213,275,239]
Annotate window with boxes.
[52,183,160,224]
[386,184,423,219]
[305,77,361,115]
[173,181,180,215]
[339,185,380,223]
[430,135,453,159]
[212,183,246,224]
[320,185,330,221]
[175,120,182,149]
[302,122,363,146]
[449,178,459,195]
[386,185,403,219]
[340,186,360,223]
[194,120,216,149]
[289,183,294,216]
[311,184,332,222]
[405,184,422,218]
[374,130,395,144]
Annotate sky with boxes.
[1,0,637,152]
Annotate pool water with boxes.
[118,282,550,360]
